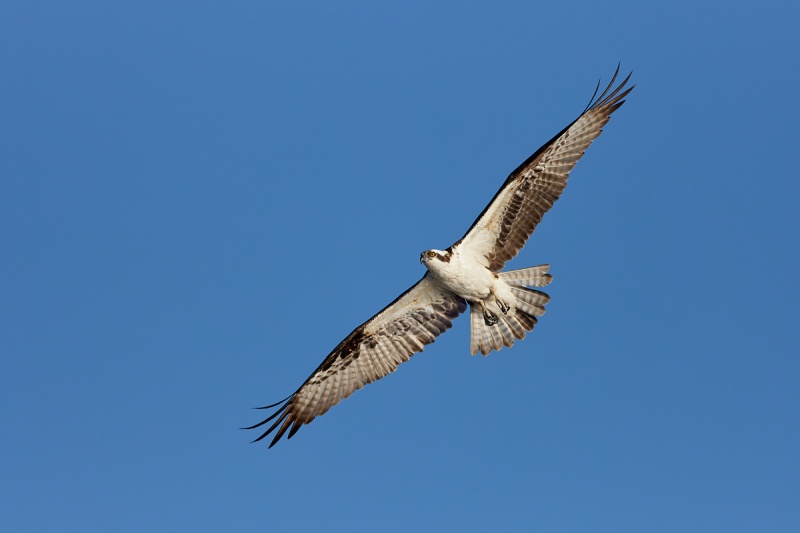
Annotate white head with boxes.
[419,248,451,270]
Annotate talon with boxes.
[498,300,510,314]
[483,310,499,326]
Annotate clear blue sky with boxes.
[2,2,799,531]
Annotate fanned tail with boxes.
[469,264,552,356]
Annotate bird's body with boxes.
[246,68,634,447]
[422,247,504,310]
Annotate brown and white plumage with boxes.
[455,68,633,271]
[246,276,466,446]
[246,68,633,447]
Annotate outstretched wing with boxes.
[245,275,466,447]
[454,67,633,271]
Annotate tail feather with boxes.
[504,311,528,339]
[495,318,517,349]
[498,264,552,287]
[470,305,500,356]
[510,286,550,317]
[514,309,538,331]
[469,306,483,354]
[469,264,552,356]
[488,321,504,352]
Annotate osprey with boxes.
[246,68,633,447]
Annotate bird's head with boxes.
[420,249,450,267]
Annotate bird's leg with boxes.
[483,309,499,326]
[497,299,510,315]
[488,288,510,315]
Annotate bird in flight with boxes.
[246,67,633,447]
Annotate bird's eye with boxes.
[427,251,436,258]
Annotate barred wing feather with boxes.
[455,68,633,271]
[245,275,466,448]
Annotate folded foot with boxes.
[497,299,510,314]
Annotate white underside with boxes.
[423,247,552,355]
[424,247,515,317]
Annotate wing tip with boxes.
[584,64,635,114]
[243,395,298,447]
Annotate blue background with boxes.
[2,1,799,531]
